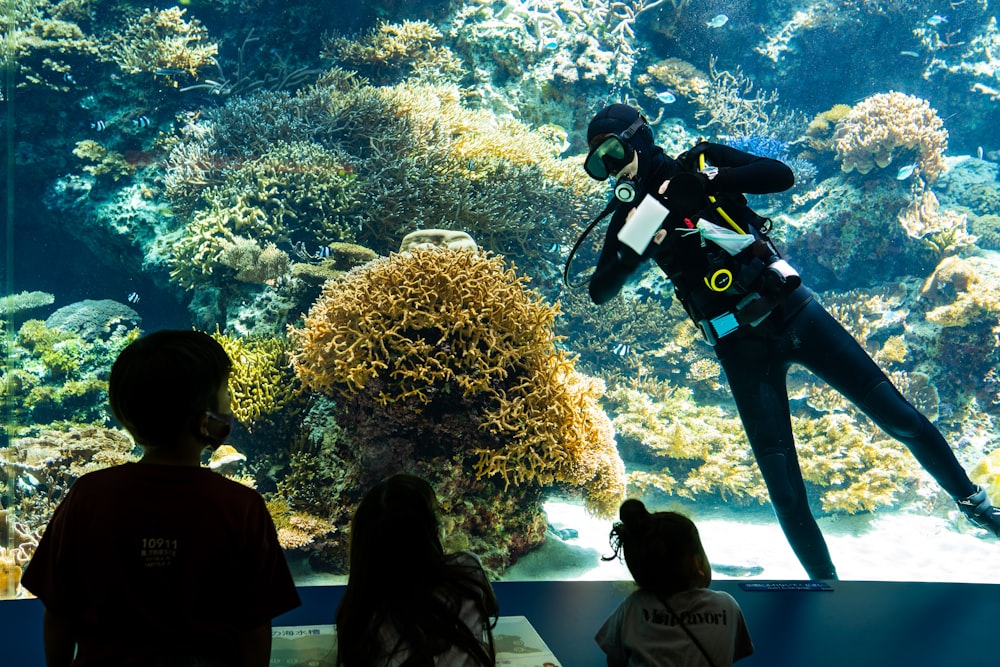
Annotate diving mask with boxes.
[584,115,646,181]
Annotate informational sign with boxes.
[270,616,562,667]
[738,581,835,592]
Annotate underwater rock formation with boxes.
[286,246,624,573]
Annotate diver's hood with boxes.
[587,104,662,181]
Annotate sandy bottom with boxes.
[289,499,1000,586]
[502,499,1000,584]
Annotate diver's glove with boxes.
[663,171,709,218]
[616,246,643,270]
[957,485,1000,537]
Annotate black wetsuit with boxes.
[589,142,977,579]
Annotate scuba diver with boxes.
[576,103,1000,579]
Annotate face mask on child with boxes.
[199,410,234,450]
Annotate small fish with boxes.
[127,291,140,304]
[899,50,920,58]
[977,146,984,159]
[91,120,107,131]
[656,90,676,104]
[63,72,74,83]
[543,38,559,50]
[926,14,948,26]
[314,245,331,259]
[706,14,729,28]
[153,68,186,77]
[895,164,917,180]
[133,115,150,128]
[612,342,631,357]
[546,242,564,254]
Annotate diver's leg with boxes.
[787,300,1000,534]
[717,337,838,579]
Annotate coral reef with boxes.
[1,427,140,536]
[211,330,302,428]
[780,175,937,290]
[608,365,927,514]
[166,141,361,289]
[72,141,135,181]
[970,447,1000,505]
[0,291,55,318]
[920,256,1000,329]
[2,319,139,427]
[898,189,977,257]
[2,2,101,98]
[106,7,218,81]
[286,246,624,572]
[321,20,462,83]
[833,92,949,181]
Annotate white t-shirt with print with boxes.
[595,587,753,667]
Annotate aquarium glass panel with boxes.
[2,0,1000,602]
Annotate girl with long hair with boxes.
[336,474,498,666]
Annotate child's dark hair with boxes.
[336,474,498,666]
[108,330,232,448]
[603,499,710,597]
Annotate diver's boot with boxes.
[956,485,1000,537]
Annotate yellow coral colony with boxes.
[288,247,624,516]
[834,91,948,181]
[212,331,300,427]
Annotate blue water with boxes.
[2,0,999,588]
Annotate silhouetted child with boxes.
[22,330,301,667]
[596,499,753,667]
[336,474,498,666]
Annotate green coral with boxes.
[211,330,302,428]
[2,320,139,427]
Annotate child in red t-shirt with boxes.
[22,330,301,667]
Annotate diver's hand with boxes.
[663,171,709,217]
[621,197,669,249]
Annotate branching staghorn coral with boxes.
[691,56,798,140]
[0,0,101,97]
[211,330,302,428]
[105,7,218,80]
[833,91,949,181]
[321,20,462,84]
[289,247,624,516]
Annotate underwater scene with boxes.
[2,0,1000,597]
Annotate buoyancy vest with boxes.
[653,144,799,342]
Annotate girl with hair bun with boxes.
[595,499,753,667]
